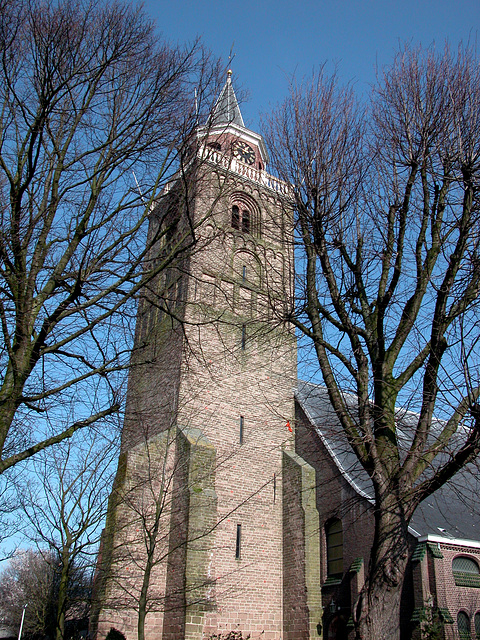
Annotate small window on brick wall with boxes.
[241,324,246,350]
[235,524,242,559]
[453,556,480,587]
[326,519,343,578]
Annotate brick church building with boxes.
[91,74,480,640]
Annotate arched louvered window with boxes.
[326,519,343,578]
[230,193,260,236]
[231,205,250,233]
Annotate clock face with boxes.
[232,141,256,165]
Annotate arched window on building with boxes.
[474,612,480,639]
[326,518,343,579]
[458,611,471,639]
[230,193,260,236]
[453,556,480,587]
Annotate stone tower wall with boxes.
[170,167,297,639]
[92,146,320,640]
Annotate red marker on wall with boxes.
[286,421,292,433]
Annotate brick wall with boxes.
[429,542,480,640]
[282,450,322,640]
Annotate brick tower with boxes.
[92,72,322,640]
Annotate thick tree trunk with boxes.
[355,497,410,640]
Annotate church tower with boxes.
[92,72,322,640]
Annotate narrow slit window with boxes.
[241,324,246,350]
[239,416,244,444]
[242,265,247,282]
[235,524,242,559]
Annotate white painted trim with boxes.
[196,123,269,164]
[418,534,480,549]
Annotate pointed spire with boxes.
[209,70,245,127]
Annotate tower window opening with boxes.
[242,265,247,282]
[231,205,251,234]
[235,524,242,559]
[239,416,244,444]
[232,205,240,229]
[242,210,250,233]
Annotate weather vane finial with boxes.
[227,43,235,81]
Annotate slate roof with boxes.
[209,71,245,128]
[296,380,480,543]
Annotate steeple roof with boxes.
[210,70,245,127]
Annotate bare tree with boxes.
[17,430,117,640]
[265,44,480,640]
[0,0,220,475]
[0,549,57,639]
[0,548,92,640]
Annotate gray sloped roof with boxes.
[209,71,245,127]
[296,380,480,542]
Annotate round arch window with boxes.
[474,612,480,639]
[453,557,480,574]
[458,611,471,639]
[229,192,261,237]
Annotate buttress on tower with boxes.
[92,72,322,640]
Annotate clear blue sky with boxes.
[144,0,479,129]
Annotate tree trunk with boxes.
[355,497,410,640]
[55,553,70,640]
[137,550,154,640]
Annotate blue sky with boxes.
[145,0,479,129]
